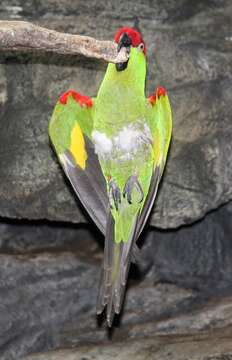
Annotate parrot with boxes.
[49,27,172,327]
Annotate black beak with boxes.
[116,32,131,72]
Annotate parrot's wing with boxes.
[49,90,108,234]
[136,87,172,238]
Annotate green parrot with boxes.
[49,27,172,326]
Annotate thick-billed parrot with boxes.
[49,27,172,326]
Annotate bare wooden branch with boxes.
[0,21,128,63]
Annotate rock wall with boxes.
[0,0,232,227]
[0,0,232,359]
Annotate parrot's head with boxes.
[114,27,146,73]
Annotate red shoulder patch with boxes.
[59,90,93,107]
[148,86,167,106]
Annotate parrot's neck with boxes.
[101,60,146,97]
[95,50,147,133]
[92,51,150,162]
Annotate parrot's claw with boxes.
[123,175,144,204]
[109,178,121,211]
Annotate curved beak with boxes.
[116,33,131,72]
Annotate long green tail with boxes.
[96,213,138,326]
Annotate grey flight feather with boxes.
[60,135,108,234]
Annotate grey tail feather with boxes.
[96,213,138,327]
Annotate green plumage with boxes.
[95,48,146,134]
[49,95,93,154]
[48,28,172,326]
[94,47,153,243]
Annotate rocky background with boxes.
[0,0,232,359]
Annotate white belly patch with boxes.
[92,121,152,162]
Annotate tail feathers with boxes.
[96,214,138,327]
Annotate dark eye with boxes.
[138,43,144,51]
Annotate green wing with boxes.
[49,90,108,233]
[152,87,172,172]
[136,87,172,237]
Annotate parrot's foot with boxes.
[123,175,144,204]
[109,178,121,211]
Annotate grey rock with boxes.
[0,1,232,359]
[0,202,232,358]
[0,0,231,227]
[0,65,7,105]
[142,202,232,291]
[24,326,232,360]
[0,220,102,255]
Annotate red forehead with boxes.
[114,27,146,54]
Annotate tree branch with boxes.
[0,21,128,63]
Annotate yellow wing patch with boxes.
[70,123,87,169]
[153,127,162,167]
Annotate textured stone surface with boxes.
[24,327,232,360]
[0,202,232,359]
[0,0,231,227]
[0,1,232,359]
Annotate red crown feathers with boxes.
[114,27,146,55]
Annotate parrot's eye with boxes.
[138,43,145,52]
